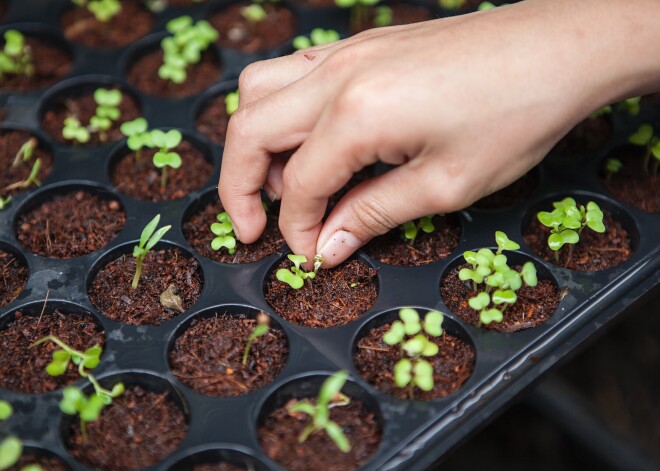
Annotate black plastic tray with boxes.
[1,1,659,470]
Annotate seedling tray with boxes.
[1,1,659,470]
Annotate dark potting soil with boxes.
[0,309,105,393]
[355,324,475,400]
[601,149,660,213]
[127,49,221,98]
[41,89,141,146]
[440,265,561,332]
[552,115,612,155]
[0,250,28,308]
[61,0,153,48]
[258,399,381,471]
[170,313,287,396]
[0,130,53,198]
[66,386,187,471]
[184,198,284,264]
[192,463,244,471]
[210,2,296,53]
[196,93,231,146]
[523,212,632,272]
[472,170,539,210]
[0,37,72,92]
[7,453,69,471]
[353,3,433,34]
[89,248,203,326]
[264,258,378,328]
[364,214,461,266]
[16,190,126,258]
[110,141,212,201]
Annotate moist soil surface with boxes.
[552,115,612,155]
[0,309,105,393]
[41,89,141,146]
[0,130,53,198]
[128,49,221,98]
[0,250,28,307]
[184,199,284,263]
[472,170,539,210]
[353,3,432,33]
[89,248,203,325]
[601,149,660,213]
[7,453,69,471]
[61,0,153,48]
[170,313,287,396]
[523,212,632,272]
[196,93,231,146]
[66,386,187,471]
[258,398,381,471]
[441,265,562,332]
[364,214,461,266]
[16,190,125,258]
[355,324,475,400]
[210,2,296,53]
[111,141,212,201]
[264,258,378,327]
[0,37,71,92]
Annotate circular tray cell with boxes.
[522,193,637,272]
[62,372,188,471]
[39,77,142,147]
[194,83,237,147]
[551,114,612,156]
[440,251,562,332]
[183,189,284,264]
[168,448,270,470]
[471,166,541,211]
[600,145,660,213]
[363,213,462,267]
[0,25,72,92]
[0,301,106,394]
[0,128,54,200]
[0,243,28,308]
[5,447,71,471]
[109,130,213,202]
[169,306,288,397]
[351,2,433,34]
[264,254,379,328]
[15,185,125,258]
[88,242,204,326]
[125,33,222,98]
[60,0,154,48]
[257,373,383,471]
[353,308,476,400]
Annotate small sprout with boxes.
[62,117,91,143]
[478,1,506,9]
[72,0,122,22]
[628,124,660,175]
[373,6,392,27]
[132,214,171,289]
[0,436,22,470]
[3,159,42,192]
[617,96,640,116]
[0,400,12,420]
[225,91,239,116]
[59,383,124,440]
[604,158,623,181]
[439,0,466,9]
[242,311,270,365]
[0,30,34,84]
[0,196,12,210]
[150,129,183,190]
[590,105,611,120]
[120,117,152,162]
[89,88,123,141]
[293,28,340,50]
[276,254,320,289]
[159,16,218,84]
[210,211,237,254]
[160,284,185,313]
[241,3,268,22]
[400,215,436,243]
[287,370,352,453]
[11,137,37,168]
[29,335,102,377]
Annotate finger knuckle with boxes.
[347,197,398,237]
[238,61,266,97]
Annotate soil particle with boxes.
[472,170,539,210]
[66,386,187,471]
[601,148,660,213]
[0,36,71,92]
[184,199,284,263]
[0,309,105,393]
[89,248,203,326]
[352,3,432,34]
[552,115,612,155]
[364,214,461,266]
[0,130,53,199]
[196,93,231,146]
[6,453,69,471]
[258,399,381,471]
[16,190,126,258]
[0,250,28,308]
[355,323,475,399]
[170,313,287,396]
[110,140,212,201]
[440,265,561,332]
[61,0,153,48]
[264,258,378,327]
[523,212,632,272]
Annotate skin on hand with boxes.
[219,0,660,268]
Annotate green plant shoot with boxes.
[401,215,436,243]
[59,383,124,440]
[72,0,122,22]
[628,124,660,175]
[225,91,239,116]
[11,137,37,168]
[276,254,322,289]
[159,16,218,84]
[150,129,183,190]
[62,117,91,143]
[120,117,152,162]
[439,0,466,9]
[617,96,641,116]
[478,1,507,9]
[0,196,11,210]
[287,370,352,453]
[132,214,171,289]
[242,311,270,365]
[3,159,42,192]
[210,211,237,254]
[292,28,340,50]
[88,88,123,142]
[373,6,392,27]
[0,30,34,85]
[604,158,623,181]
[241,3,268,22]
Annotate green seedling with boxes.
[604,158,623,181]
[59,383,124,440]
[159,16,218,85]
[373,6,392,27]
[120,117,151,162]
[336,0,382,32]
[628,124,660,175]
[292,28,340,50]
[0,30,34,85]
[439,0,466,9]
[242,311,270,365]
[401,215,436,243]
[88,88,123,142]
[241,3,268,22]
[3,159,41,193]
[11,137,37,168]
[62,117,91,143]
[383,308,444,397]
[72,0,121,22]
[150,129,183,190]
[287,370,352,453]
[132,214,171,289]
[617,96,641,116]
[537,197,605,265]
[0,196,12,210]
[478,1,507,9]
[276,254,322,289]
[225,91,239,116]
[210,211,237,254]
[29,335,102,377]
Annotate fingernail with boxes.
[318,230,363,265]
[263,183,278,202]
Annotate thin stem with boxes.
[242,339,253,365]
[131,256,144,289]
[160,166,168,191]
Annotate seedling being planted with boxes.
[537,197,605,265]
[132,214,171,289]
[150,129,183,190]
[242,311,270,365]
[383,308,444,397]
[292,29,340,50]
[276,254,323,289]
[459,231,538,325]
[0,30,34,85]
[628,124,660,175]
[287,370,352,452]
[225,91,239,116]
[72,0,122,22]
[401,215,436,243]
[210,211,237,254]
